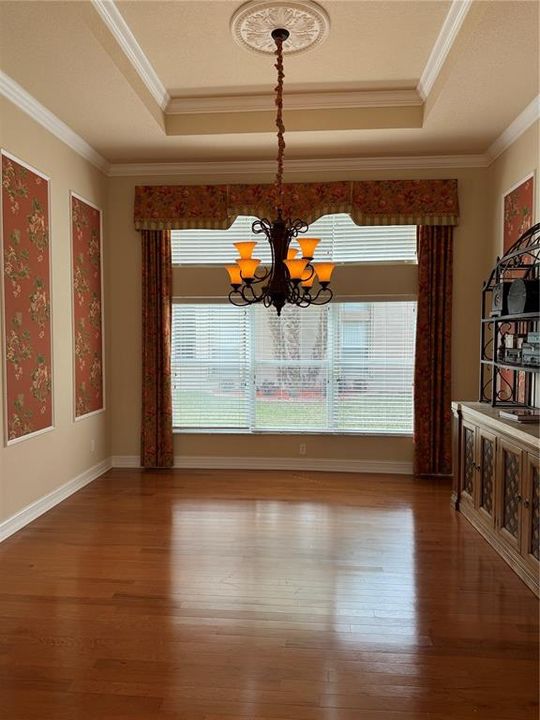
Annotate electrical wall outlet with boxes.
[299,443,306,455]
[90,439,95,453]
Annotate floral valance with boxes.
[134,179,459,230]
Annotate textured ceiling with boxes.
[116,0,449,93]
[0,0,538,163]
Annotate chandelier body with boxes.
[226,26,334,316]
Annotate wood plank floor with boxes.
[0,469,538,720]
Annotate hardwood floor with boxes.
[0,469,538,720]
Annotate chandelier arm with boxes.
[241,284,257,302]
[297,296,311,308]
[302,263,315,281]
[229,289,249,307]
[252,218,272,235]
[252,266,271,282]
[241,282,266,304]
[309,287,334,305]
[287,280,299,303]
[290,219,309,237]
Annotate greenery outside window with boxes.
[172,302,416,435]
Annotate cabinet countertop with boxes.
[452,401,540,452]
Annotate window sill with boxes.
[173,428,413,437]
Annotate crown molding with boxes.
[91,0,169,110]
[487,94,540,162]
[0,71,109,173]
[418,0,472,100]
[108,153,489,177]
[167,89,422,115]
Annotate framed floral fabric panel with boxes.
[503,173,535,252]
[1,151,53,445]
[71,193,104,419]
[500,173,535,404]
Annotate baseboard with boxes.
[0,457,112,542]
[111,455,141,468]
[111,455,413,475]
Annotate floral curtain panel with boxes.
[414,225,454,477]
[134,179,459,229]
[141,229,174,468]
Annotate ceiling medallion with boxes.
[231,0,330,55]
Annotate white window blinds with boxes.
[172,302,416,434]
[171,305,250,429]
[254,306,330,431]
[171,214,417,265]
[332,303,416,433]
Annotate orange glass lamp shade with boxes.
[234,241,257,259]
[237,257,261,280]
[225,264,243,287]
[298,237,320,260]
[284,258,309,281]
[314,262,335,286]
[286,247,299,259]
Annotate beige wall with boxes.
[488,120,539,261]
[108,165,491,464]
[0,99,109,522]
[0,95,534,521]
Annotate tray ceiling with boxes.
[0,0,538,165]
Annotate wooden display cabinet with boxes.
[452,402,539,596]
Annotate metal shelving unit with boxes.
[480,223,539,407]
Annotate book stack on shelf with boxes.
[499,408,540,423]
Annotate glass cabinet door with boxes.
[521,454,540,573]
[461,421,477,505]
[478,429,496,525]
[496,438,523,552]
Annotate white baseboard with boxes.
[0,457,112,542]
[111,455,412,475]
[111,455,140,468]
[0,454,412,542]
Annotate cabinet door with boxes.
[477,429,496,525]
[521,454,540,573]
[460,420,477,505]
[496,438,523,552]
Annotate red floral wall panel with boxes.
[500,175,534,404]
[503,174,534,252]
[1,152,52,443]
[71,194,104,419]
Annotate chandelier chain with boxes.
[274,36,286,214]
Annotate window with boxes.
[172,214,417,265]
[172,302,416,435]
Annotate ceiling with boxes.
[0,0,538,166]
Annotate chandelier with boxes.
[225,27,335,316]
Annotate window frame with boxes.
[171,301,416,438]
